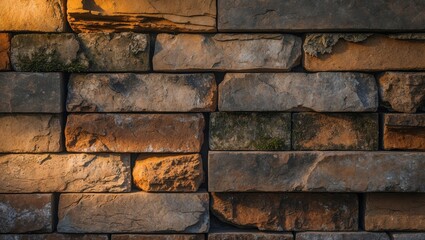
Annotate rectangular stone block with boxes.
[390,233,425,240]
[218,0,425,31]
[67,73,216,112]
[112,235,204,240]
[65,114,204,153]
[0,0,66,32]
[208,232,293,240]
[0,194,53,233]
[0,234,108,240]
[383,114,425,150]
[0,114,63,152]
[296,232,389,240]
[0,73,64,113]
[154,34,301,72]
[365,193,425,231]
[292,113,378,150]
[58,192,209,233]
[0,33,10,70]
[304,34,425,71]
[0,154,130,193]
[67,0,216,33]
[208,151,425,192]
[11,33,150,72]
[219,72,378,112]
[211,193,358,231]
[210,112,291,150]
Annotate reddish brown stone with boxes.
[0,34,10,70]
[383,114,425,150]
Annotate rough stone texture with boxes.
[67,0,216,32]
[0,73,64,113]
[0,34,10,70]
[0,234,108,240]
[219,72,378,112]
[154,34,301,71]
[112,235,204,240]
[65,114,204,153]
[58,192,209,233]
[133,154,203,192]
[391,233,425,240]
[296,232,389,240]
[208,232,293,240]
[378,72,425,113]
[0,194,53,233]
[304,34,425,71]
[211,193,358,231]
[0,0,65,32]
[383,114,425,150]
[11,33,150,72]
[209,112,291,150]
[0,114,63,153]
[365,193,425,231]
[208,151,425,192]
[218,0,425,31]
[292,113,378,150]
[0,154,130,193]
[67,73,216,112]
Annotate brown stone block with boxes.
[383,114,425,150]
[0,33,10,70]
[112,235,204,240]
[296,232,389,240]
[0,234,108,240]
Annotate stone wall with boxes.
[0,1,425,239]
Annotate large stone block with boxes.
[211,193,358,231]
[208,232,293,240]
[390,233,425,240]
[65,114,204,153]
[67,0,216,32]
[379,72,425,113]
[0,0,66,32]
[218,0,425,31]
[0,114,62,153]
[154,34,301,71]
[11,33,149,72]
[296,232,389,240]
[219,72,378,112]
[0,234,108,240]
[67,73,216,112]
[383,114,425,150]
[0,73,64,113]
[0,194,53,233]
[0,34,10,70]
[58,192,209,233]
[208,151,425,192]
[133,154,204,192]
[365,193,425,231]
[0,154,130,193]
[292,113,378,150]
[304,34,425,71]
[210,112,291,150]
[112,235,204,240]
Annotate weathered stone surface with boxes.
[365,193,425,231]
[391,233,425,240]
[0,73,64,113]
[219,72,378,112]
[65,114,204,153]
[112,235,204,240]
[0,194,53,233]
[210,112,290,150]
[67,73,216,112]
[218,0,425,31]
[383,114,425,150]
[304,34,425,71]
[0,0,65,32]
[0,34,10,70]
[379,72,425,113]
[208,232,293,240]
[292,113,378,150]
[11,33,149,72]
[133,154,203,192]
[67,0,216,32]
[296,232,389,240]
[0,154,130,193]
[0,114,62,153]
[0,234,108,240]
[208,151,425,192]
[58,192,209,233]
[154,34,301,71]
[211,193,358,231]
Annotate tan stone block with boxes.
[0,34,10,70]
[383,114,425,150]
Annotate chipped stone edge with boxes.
[304,33,373,57]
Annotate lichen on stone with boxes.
[388,33,425,40]
[304,33,373,57]
[17,49,88,72]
